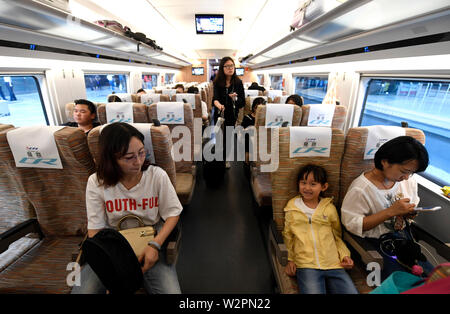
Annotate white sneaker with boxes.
[225,161,231,169]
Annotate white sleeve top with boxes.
[86,165,182,230]
[341,172,419,238]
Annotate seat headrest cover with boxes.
[307,104,335,127]
[364,126,406,160]
[82,228,143,294]
[156,102,185,124]
[289,126,332,158]
[105,102,134,123]
[265,104,294,128]
[6,126,65,169]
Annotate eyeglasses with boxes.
[224,65,235,69]
[120,149,147,163]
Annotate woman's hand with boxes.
[388,198,416,217]
[138,245,159,274]
[228,92,238,101]
[215,102,225,112]
[285,261,297,277]
[340,256,354,270]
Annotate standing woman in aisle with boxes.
[212,57,245,168]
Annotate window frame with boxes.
[292,73,330,104]
[356,74,450,188]
[269,73,283,90]
[0,73,50,126]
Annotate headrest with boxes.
[265,104,294,128]
[363,125,406,160]
[289,127,332,158]
[245,90,260,97]
[105,102,134,123]
[175,93,196,109]
[305,104,336,127]
[140,93,161,105]
[161,89,177,97]
[268,90,283,100]
[6,126,65,169]
[82,228,143,294]
[156,102,185,124]
[274,95,289,104]
[107,93,132,102]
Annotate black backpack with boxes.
[82,228,143,294]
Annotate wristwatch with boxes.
[148,240,161,251]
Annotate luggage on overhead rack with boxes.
[94,20,127,36]
[290,0,342,31]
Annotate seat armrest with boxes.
[269,220,288,266]
[0,219,43,254]
[166,223,182,265]
[343,230,383,268]
[411,222,450,261]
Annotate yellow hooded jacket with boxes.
[282,196,351,270]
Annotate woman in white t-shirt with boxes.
[72,122,182,294]
[341,136,433,280]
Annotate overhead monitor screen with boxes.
[195,14,224,34]
[236,68,244,76]
[192,67,204,75]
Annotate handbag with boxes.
[117,214,155,257]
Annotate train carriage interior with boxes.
[0,0,449,297]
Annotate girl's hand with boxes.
[340,256,354,270]
[285,261,297,277]
[138,245,159,274]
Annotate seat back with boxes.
[300,104,347,130]
[3,126,95,237]
[0,124,35,234]
[97,103,149,124]
[338,126,426,208]
[87,124,177,187]
[147,103,194,175]
[253,104,302,169]
[271,127,345,231]
[170,94,203,119]
[132,94,170,104]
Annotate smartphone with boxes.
[414,206,442,211]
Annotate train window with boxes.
[165,73,174,85]
[294,76,328,104]
[142,74,158,90]
[269,75,282,90]
[359,78,450,186]
[84,74,128,103]
[257,74,264,85]
[0,75,48,126]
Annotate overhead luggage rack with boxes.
[0,0,190,68]
[246,0,450,69]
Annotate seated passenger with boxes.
[241,97,265,129]
[62,99,100,135]
[174,84,184,93]
[108,94,122,102]
[341,136,434,280]
[136,88,146,95]
[283,164,358,294]
[187,86,208,121]
[72,122,182,294]
[248,82,265,92]
[285,94,303,107]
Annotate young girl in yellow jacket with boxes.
[283,164,358,294]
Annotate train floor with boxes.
[176,160,276,293]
